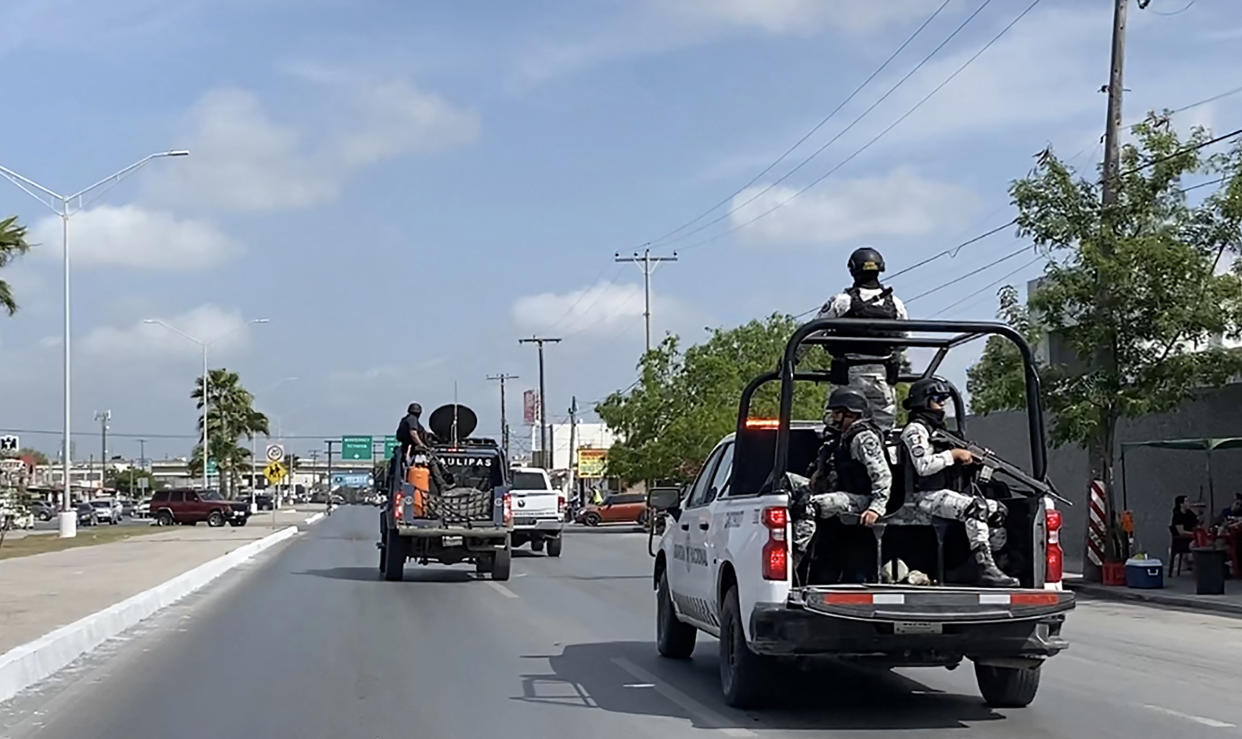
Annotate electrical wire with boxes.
[642,0,956,248]
[678,0,1044,254]
[905,244,1033,305]
[933,255,1047,316]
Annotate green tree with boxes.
[104,468,163,496]
[0,216,32,315]
[969,114,1242,562]
[190,369,269,497]
[966,285,1043,414]
[596,314,829,485]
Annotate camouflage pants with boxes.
[912,489,1006,552]
[826,365,895,428]
[793,492,873,551]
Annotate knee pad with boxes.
[963,498,991,524]
[987,500,1009,528]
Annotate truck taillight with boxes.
[393,491,404,522]
[503,493,513,525]
[557,495,566,514]
[1045,508,1063,583]
[761,506,788,581]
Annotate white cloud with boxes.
[661,0,929,35]
[338,80,480,167]
[149,82,479,211]
[512,281,689,336]
[31,205,237,269]
[728,167,978,245]
[82,304,255,361]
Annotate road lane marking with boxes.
[612,658,757,738]
[486,581,519,599]
[1142,704,1236,728]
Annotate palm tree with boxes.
[190,369,270,497]
[0,216,32,316]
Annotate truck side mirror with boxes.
[648,487,681,511]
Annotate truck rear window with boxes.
[511,471,548,490]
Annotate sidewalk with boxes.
[1065,572,1242,618]
[0,508,312,655]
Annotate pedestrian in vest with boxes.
[792,388,891,553]
[899,378,1018,587]
[815,246,908,427]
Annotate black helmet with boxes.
[407,402,422,416]
[826,387,869,417]
[903,378,954,411]
[847,247,885,277]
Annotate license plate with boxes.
[893,621,942,635]
[515,517,536,526]
[442,536,462,547]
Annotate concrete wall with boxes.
[967,383,1242,572]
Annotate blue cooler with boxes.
[1124,557,1164,589]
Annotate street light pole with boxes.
[144,317,269,493]
[519,337,561,469]
[0,151,189,538]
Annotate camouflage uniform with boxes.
[793,423,891,551]
[899,419,999,552]
[815,287,908,428]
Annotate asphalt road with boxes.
[3,507,1241,738]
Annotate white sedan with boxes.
[89,500,119,524]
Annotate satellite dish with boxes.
[429,404,478,442]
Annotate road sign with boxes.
[0,459,24,473]
[264,461,287,485]
[206,459,218,475]
[577,448,607,478]
[523,390,539,425]
[0,435,18,452]
[265,443,285,462]
[383,435,399,459]
[137,477,149,490]
[341,436,373,461]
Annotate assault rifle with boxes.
[930,428,1072,506]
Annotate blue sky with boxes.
[1,0,1240,460]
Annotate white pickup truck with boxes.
[648,318,1075,709]
[509,467,564,556]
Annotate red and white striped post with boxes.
[1086,479,1108,579]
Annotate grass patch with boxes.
[0,525,166,560]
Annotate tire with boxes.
[584,512,602,527]
[379,529,388,574]
[156,510,174,527]
[975,663,1041,708]
[492,547,512,581]
[475,555,493,574]
[208,511,226,527]
[531,538,545,553]
[719,585,772,708]
[546,536,563,558]
[382,533,405,582]
[656,570,696,659]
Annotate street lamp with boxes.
[0,150,189,538]
[143,317,269,492]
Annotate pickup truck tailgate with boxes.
[793,585,1075,623]
[510,490,559,522]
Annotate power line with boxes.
[679,0,1044,254]
[1113,127,1242,181]
[642,0,955,248]
[932,255,1047,316]
[905,244,1034,305]
[666,0,1000,251]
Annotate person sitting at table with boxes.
[1169,495,1200,575]
[1216,494,1242,525]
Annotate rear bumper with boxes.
[395,524,509,539]
[512,518,563,533]
[748,593,1072,661]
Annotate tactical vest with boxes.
[828,286,902,382]
[832,421,882,496]
[905,418,955,492]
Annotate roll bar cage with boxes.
[734,318,1047,493]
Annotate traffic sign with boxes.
[264,460,287,485]
[382,435,399,459]
[341,436,373,461]
[265,443,285,462]
[137,477,149,490]
[0,435,18,452]
[206,459,218,475]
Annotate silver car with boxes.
[89,500,118,525]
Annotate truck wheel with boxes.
[492,547,512,581]
[656,571,696,659]
[719,585,772,708]
[584,512,602,527]
[383,534,406,582]
[379,529,388,574]
[208,511,226,527]
[975,663,1041,708]
[531,538,545,553]
[546,536,563,558]
[156,510,174,526]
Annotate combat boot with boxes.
[973,545,1019,588]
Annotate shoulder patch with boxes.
[860,433,881,456]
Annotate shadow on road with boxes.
[295,566,474,583]
[513,641,1002,732]
[564,526,645,535]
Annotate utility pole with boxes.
[615,247,678,353]
[137,438,147,470]
[94,410,110,491]
[1085,0,1130,583]
[487,373,519,459]
[567,396,578,505]
[518,337,561,469]
[325,439,337,503]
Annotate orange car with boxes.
[579,492,649,526]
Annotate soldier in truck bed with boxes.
[812,246,908,428]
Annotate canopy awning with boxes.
[1120,437,1242,511]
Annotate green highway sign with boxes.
[341,435,373,461]
[383,435,399,459]
[206,459,218,475]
